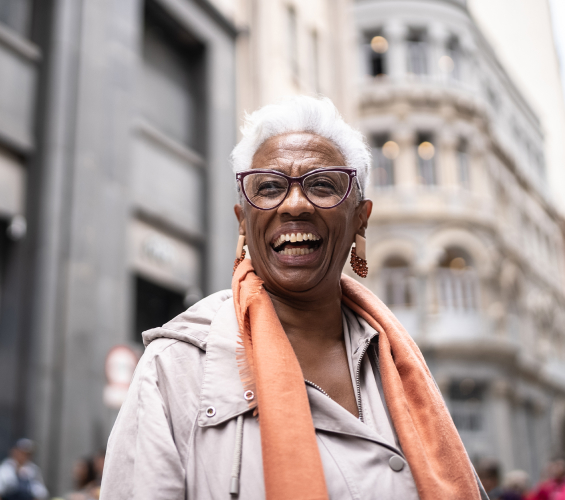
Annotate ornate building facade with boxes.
[354,0,565,480]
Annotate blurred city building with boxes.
[209,0,356,123]
[0,0,237,494]
[0,0,358,495]
[354,0,565,482]
[467,0,565,216]
[1,0,565,494]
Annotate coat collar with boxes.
[197,297,255,427]
[196,296,401,453]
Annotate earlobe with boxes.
[356,199,372,236]
[234,204,246,235]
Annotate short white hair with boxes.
[230,95,371,197]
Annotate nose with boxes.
[277,183,315,217]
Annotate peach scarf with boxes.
[232,259,481,500]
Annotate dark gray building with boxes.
[0,0,237,493]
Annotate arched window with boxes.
[436,247,479,311]
[447,36,461,80]
[407,28,428,76]
[372,134,396,187]
[381,256,414,308]
[365,32,389,77]
[506,281,522,341]
[417,133,436,185]
[457,139,470,189]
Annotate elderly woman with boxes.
[100,96,487,500]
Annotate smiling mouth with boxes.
[272,232,323,256]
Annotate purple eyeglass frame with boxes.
[235,167,359,210]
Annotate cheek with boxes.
[244,211,269,251]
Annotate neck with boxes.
[267,283,344,345]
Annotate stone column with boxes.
[429,23,449,83]
[438,128,458,189]
[469,133,488,196]
[460,33,479,92]
[491,379,516,474]
[392,127,417,189]
[383,20,407,83]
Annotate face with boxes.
[11,448,30,466]
[234,132,372,300]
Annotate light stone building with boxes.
[353,0,565,481]
[467,0,565,217]
[210,0,357,123]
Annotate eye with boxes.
[308,176,339,194]
[255,179,287,197]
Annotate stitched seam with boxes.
[317,432,361,500]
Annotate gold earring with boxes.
[350,234,368,278]
[233,235,246,274]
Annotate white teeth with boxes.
[275,233,319,244]
[274,232,321,251]
[278,247,316,255]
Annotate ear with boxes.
[355,199,373,237]
[234,204,247,236]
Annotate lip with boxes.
[272,245,322,265]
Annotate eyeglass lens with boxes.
[242,171,350,209]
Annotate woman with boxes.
[100,96,487,500]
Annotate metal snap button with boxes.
[244,390,255,401]
[389,455,405,472]
[205,406,216,417]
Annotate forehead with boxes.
[251,132,345,170]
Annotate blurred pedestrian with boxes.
[477,458,502,499]
[64,449,105,500]
[0,438,48,500]
[527,458,565,500]
[499,470,529,500]
[64,456,96,500]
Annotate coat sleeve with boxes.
[100,342,186,500]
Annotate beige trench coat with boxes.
[100,290,487,500]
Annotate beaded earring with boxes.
[350,234,368,278]
[233,235,246,274]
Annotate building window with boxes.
[407,29,428,76]
[133,275,186,344]
[417,134,436,185]
[310,29,320,92]
[0,0,33,37]
[287,5,299,80]
[447,36,461,80]
[436,247,479,312]
[457,139,470,189]
[506,284,522,341]
[381,256,414,308]
[141,1,206,151]
[366,33,388,77]
[0,219,10,313]
[372,135,396,187]
[449,378,485,432]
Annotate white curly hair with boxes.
[230,95,371,198]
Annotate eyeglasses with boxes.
[236,167,359,210]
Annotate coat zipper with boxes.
[306,333,377,423]
[304,379,332,399]
[355,338,372,422]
